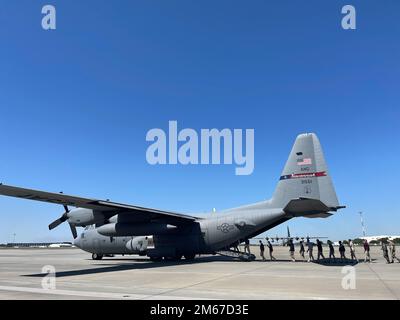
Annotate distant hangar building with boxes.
[0,242,73,248]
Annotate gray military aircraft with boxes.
[0,133,344,261]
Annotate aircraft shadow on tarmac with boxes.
[22,256,238,278]
[311,258,378,266]
[21,256,375,279]
[260,259,371,266]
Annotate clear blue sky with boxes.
[0,1,399,243]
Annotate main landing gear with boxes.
[184,254,196,261]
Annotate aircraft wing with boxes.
[0,184,199,224]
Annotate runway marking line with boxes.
[0,285,143,299]
[366,264,399,300]
[0,285,212,300]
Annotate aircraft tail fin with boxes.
[271,133,344,217]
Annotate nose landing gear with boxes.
[92,253,103,260]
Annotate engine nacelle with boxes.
[68,208,103,227]
[125,236,150,253]
[97,222,177,237]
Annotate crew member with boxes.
[259,240,266,261]
[381,240,391,264]
[339,241,346,260]
[299,241,305,260]
[289,239,296,262]
[363,239,371,263]
[317,239,325,260]
[389,240,400,263]
[266,238,276,261]
[306,239,314,262]
[328,240,336,261]
[348,239,357,261]
[244,239,251,254]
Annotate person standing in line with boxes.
[259,240,266,261]
[316,239,325,260]
[363,239,371,263]
[289,239,296,262]
[266,238,276,261]
[328,240,336,261]
[339,241,346,260]
[232,240,240,252]
[299,241,305,260]
[389,240,400,263]
[348,239,357,261]
[381,240,391,264]
[306,239,314,262]
[244,239,251,254]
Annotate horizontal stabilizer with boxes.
[283,198,344,218]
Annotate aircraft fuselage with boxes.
[75,206,290,260]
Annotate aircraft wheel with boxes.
[184,254,196,261]
[92,253,103,260]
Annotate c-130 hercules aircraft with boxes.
[0,133,344,261]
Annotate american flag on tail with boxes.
[297,158,312,166]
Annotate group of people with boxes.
[380,240,400,264]
[256,238,400,264]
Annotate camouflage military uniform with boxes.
[382,242,391,264]
[389,242,400,263]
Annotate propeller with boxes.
[48,205,78,239]
[69,224,78,239]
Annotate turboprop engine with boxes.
[49,207,104,238]
[97,222,177,237]
[125,236,151,253]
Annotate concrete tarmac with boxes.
[0,246,399,300]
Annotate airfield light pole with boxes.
[359,212,366,237]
